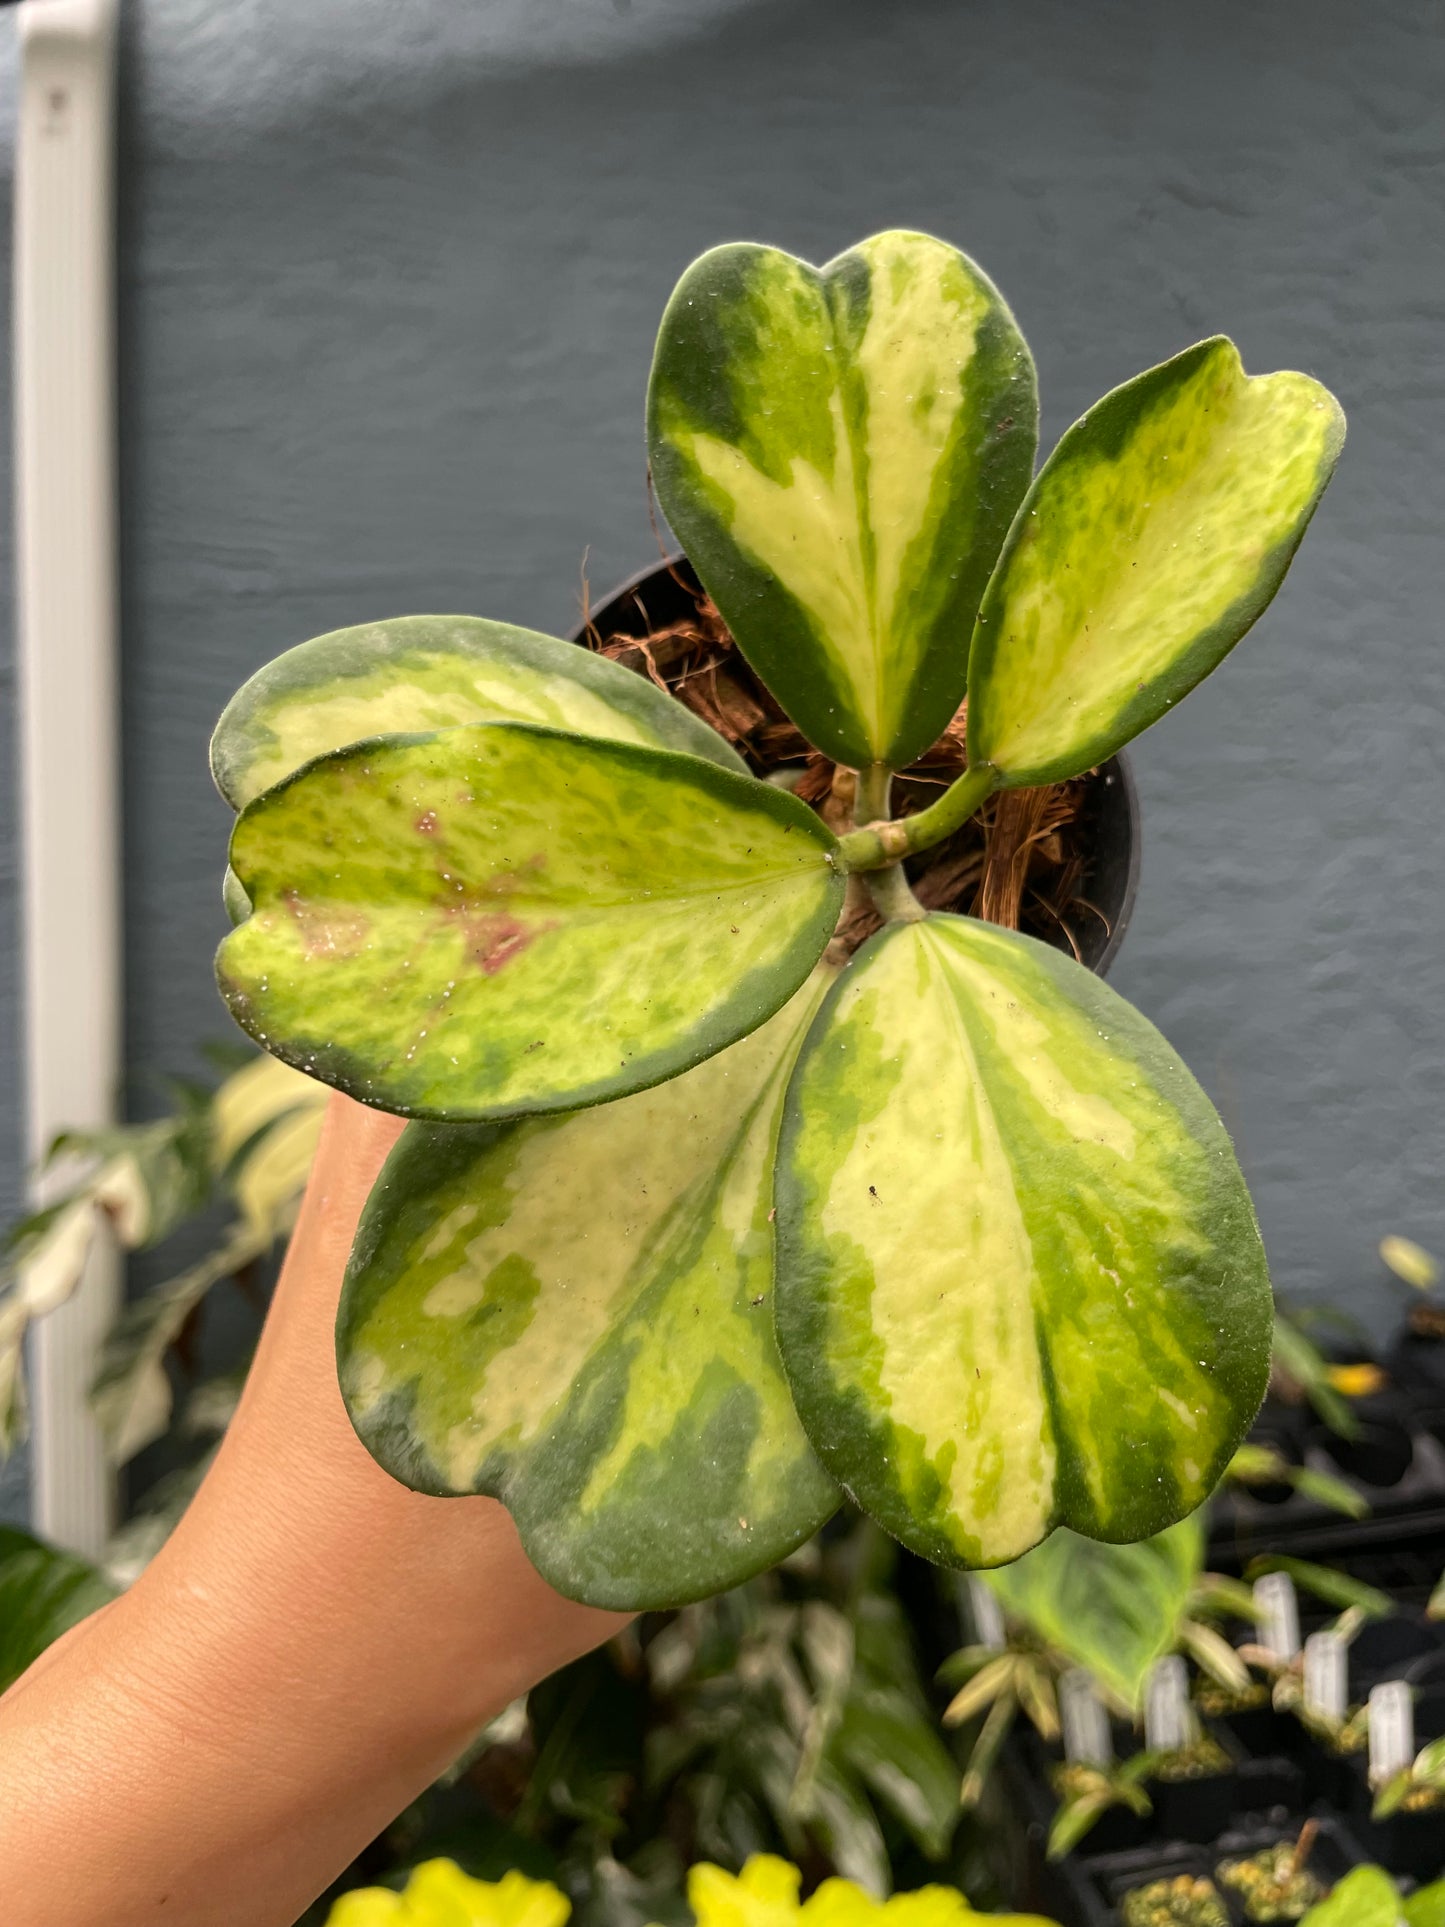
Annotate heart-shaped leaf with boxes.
[984,1517,1204,1711]
[218,723,842,1121]
[338,979,839,1609]
[211,614,745,810]
[774,913,1271,1568]
[967,336,1345,786]
[648,229,1037,771]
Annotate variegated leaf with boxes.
[218,723,843,1122]
[984,1516,1204,1712]
[337,980,840,1609]
[648,230,1037,770]
[968,335,1344,786]
[211,614,744,810]
[774,913,1271,1568]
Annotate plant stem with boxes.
[852,764,925,924]
[865,861,927,924]
[838,761,999,872]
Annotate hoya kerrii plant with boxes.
[209,229,1344,1611]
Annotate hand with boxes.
[0,1092,629,1927]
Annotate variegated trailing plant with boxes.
[209,229,1345,1611]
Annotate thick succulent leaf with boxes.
[984,1517,1203,1712]
[967,336,1345,786]
[648,230,1037,770]
[337,981,840,1609]
[218,723,843,1122]
[222,865,251,926]
[774,913,1271,1569]
[211,613,744,810]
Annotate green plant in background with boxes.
[1372,1733,1445,1820]
[936,1511,1268,1845]
[1216,1834,1325,1924]
[1225,1443,1367,1519]
[1299,1866,1445,1927]
[0,1524,116,1696]
[1120,1876,1229,1927]
[285,1513,981,1922]
[205,228,1343,1608]
[0,1052,325,1464]
[1043,1752,1162,1863]
[1266,1312,1365,1441]
[1229,1556,1390,1741]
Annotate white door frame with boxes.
[14,0,122,1555]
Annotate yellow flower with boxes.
[325,1860,571,1927]
[1325,1362,1387,1398]
[679,1855,1058,1927]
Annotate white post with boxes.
[14,0,122,1555]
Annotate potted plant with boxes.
[1118,1872,1229,1927]
[573,554,1142,978]
[206,227,1343,1611]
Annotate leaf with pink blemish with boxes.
[216,722,843,1122]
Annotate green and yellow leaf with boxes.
[774,914,1271,1568]
[211,614,744,810]
[218,723,843,1122]
[648,229,1037,771]
[337,981,839,1609]
[967,336,1344,786]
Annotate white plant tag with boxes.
[1303,1629,1347,1724]
[1368,1679,1414,1788]
[1144,1655,1196,1753]
[1254,1571,1301,1661]
[1059,1666,1113,1767]
[966,1576,1006,1651]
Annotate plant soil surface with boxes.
[584,564,1116,964]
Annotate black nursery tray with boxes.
[1063,1815,1367,1927]
[999,1726,1326,1925]
[1208,1386,1445,1582]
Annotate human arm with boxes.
[0,1093,628,1927]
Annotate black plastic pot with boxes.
[1147,1727,1244,1846]
[1242,1406,1309,1505]
[1235,1751,1307,1818]
[1306,1415,1415,1489]
[1209,1816,1365,1924]
[1349,1612,1444,1690]
[1212,1699,1300,1763]
[1297,1728,1362,1814]
[1063,1814,1366,1927]
[1411,1399,1445,1453]
[1388,1328,1445,1398]
[1342,1686,1445,1882]
[577,555,1142,978]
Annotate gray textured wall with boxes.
[4,0,1443,1522]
